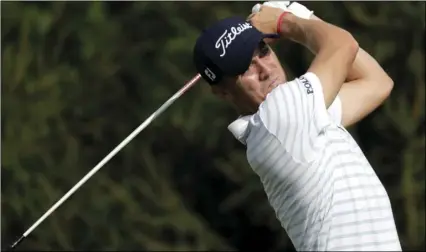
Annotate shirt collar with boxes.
[227,115,252,145]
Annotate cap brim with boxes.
[224,33,280,76]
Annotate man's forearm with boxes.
[337,48,394,127]
[311,14,390,83]
[345,47,392,82]
[279,13,359,107]
[309,14,393,127]
[280,14,353,54]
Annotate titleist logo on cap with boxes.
[215,22,252,57]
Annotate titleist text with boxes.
[215,23,252,57]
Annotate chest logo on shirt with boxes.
[300,76,314,94]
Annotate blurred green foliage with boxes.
[1,1,425,251]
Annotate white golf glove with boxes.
[251,1,313,20]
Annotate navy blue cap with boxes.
[193,16,278,85]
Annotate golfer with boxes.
[193,2,401,251]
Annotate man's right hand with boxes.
[249,5,286,35]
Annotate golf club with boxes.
[6,73,202,251]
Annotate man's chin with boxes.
[267,80,280,93]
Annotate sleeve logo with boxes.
[300,76,314,94]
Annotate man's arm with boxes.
[280,13,359,108]
[338,50,394,127]
[310,15,394,127]
[250,7,359,108]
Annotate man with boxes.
[193,2,401,251]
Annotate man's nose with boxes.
[254,57,271,81]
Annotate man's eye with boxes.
[259,44,270,57]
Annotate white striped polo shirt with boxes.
[228,72,401,251]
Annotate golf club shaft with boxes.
[9,73,201,250]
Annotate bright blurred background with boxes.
[1,1,424,251]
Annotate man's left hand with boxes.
[251,1,314,20]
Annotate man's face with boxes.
[212,41,287,114]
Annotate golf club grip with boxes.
[13,73,201,247]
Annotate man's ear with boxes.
[211,85,230,101]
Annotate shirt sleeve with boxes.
[327,95,343,125]
[257,72,333,163]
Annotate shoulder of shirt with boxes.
[300,72,322,89]
[255,71,323,136]
[251,72,323,163]
[254,76,297,136]
[258,72,321,114]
